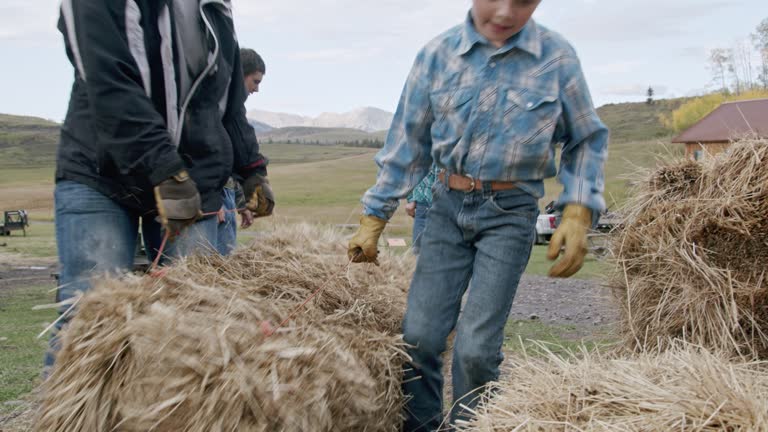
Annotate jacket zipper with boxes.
[172,0,230,147]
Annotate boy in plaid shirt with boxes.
[349,0,608,429]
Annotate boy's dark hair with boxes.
[240,48,265,76]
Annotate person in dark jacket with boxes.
[45,0,274,374]
[217,48,265,255]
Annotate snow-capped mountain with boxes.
[247,107,393,132]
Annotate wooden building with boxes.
[672,98,768,160]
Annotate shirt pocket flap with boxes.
[433,88,474,112]
[507,90,557,111]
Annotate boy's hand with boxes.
[154,171,202,240]
[547,204,591,278]
[243,174,275,218]
[348,215,387,264]
[405,201,416,218]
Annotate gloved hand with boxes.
[348,215,387,264]
[243,173,275,218]
[547,204,591,278]
[154,170,202,240]
[239,209,254,229]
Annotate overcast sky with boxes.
[0,0,765,121]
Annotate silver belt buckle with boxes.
[462,174,475,193]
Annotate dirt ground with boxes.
[0,261,55,294]
[0,259,618,431]
[0,400,35,432]
[510,274,619,330]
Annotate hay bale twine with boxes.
[457,344,768,431]
[34,224,413,432]
[611,139,768,358]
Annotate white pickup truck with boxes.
[535,202,623,255]
[534,213,558,245]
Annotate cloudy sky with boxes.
[0,0,764,121]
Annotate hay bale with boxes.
[611,139,768,357]
[457,344,768,431]
[34,223,414,432]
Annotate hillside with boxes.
[0,98,687,169]
[0,114,60,167]
[261,99,687,146]
[597,97,688,143]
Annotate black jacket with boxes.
[56,0,267,214]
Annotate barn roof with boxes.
[672,98,768,144]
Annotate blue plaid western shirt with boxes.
[362,14,608,220]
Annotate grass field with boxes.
[0,284,57,414]
[503,319,615,356]
[0,223,56,258]
[0,138,673,269]
[260,143,374,164]
[0,138,684,221]
[0,167,55,187]
[0,144,612,278]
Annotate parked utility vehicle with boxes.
[0,210,29,236]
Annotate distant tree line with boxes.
[343,138,384,148]
[263,137,384,148]
[658,17,768,134]
[708,17,768,94]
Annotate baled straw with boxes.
[457,343,768,431]
[611,139,768,358]
[34,223,414,432]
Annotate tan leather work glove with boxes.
[547,204,591,278]
[348,215,387,264]
[239,209,254,229]
[243,173,275,218]
[154,170,202,240]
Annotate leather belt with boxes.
[437,171,518,193]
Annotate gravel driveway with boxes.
[510,274,620,329]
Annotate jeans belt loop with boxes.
[440,169,449,188]
[481,178,493,198]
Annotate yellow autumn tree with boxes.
[662,89,768,133]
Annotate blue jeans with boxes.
[216,187,238,255]
[412,201,430,255]
[402,182,537,431]
[141,216,164,263]
[44,180,219,372]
